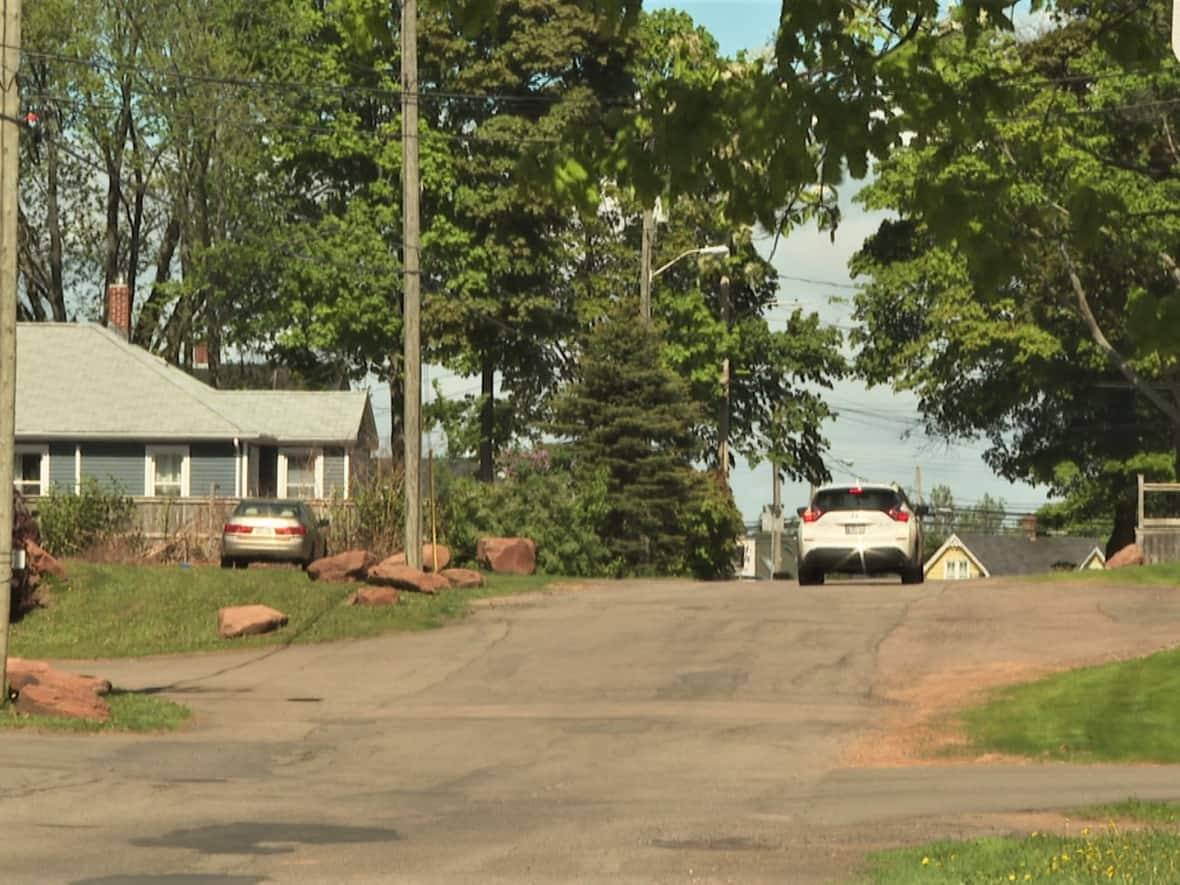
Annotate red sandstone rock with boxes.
[441,568,485,589]
[383,545,452,573]
[24,539,67,581]
[477,537,537,575]
[217,604,288,639]
[351,586,401,607]
[369,560,451,593]
[8,658,111,722]
[1106,544,1145,569]
[307,550,377,583]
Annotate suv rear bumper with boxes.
[800,546,914,574]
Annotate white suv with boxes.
[796,482,928,585]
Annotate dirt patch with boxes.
[843,578,1180,768]
[843,660,1063,767]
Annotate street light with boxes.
[640,243,730,320]
[651,244,730,279]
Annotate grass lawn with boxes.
[949,563,1180,764]
[1070,799,1180,826]
[1032,562,1180,586]
[0,690,190,733]
[11,561,557,660]
[857,829,1180,883]
[956,643,1180,763]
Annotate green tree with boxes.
[958,493,1007,535]
[548,313,709,576]
[849,6,1180,553]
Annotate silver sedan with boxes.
[220,498,329,569]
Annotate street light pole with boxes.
[719,274,730,479]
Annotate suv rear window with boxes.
[813,488,901,513]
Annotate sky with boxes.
[373,0,1052,527]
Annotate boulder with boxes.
[441,568,485,589]
[307,550,377,583]
[369,560,451,594]
[349,586,401,607]
[218,604,288,639]
[24,539,67,581]
[1106,544,1145,569]
[382,545,452,573]
[477,537,537,575]
[8,658,111,722]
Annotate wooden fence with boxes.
[1136,475,1180,564]
[132,496,360,541]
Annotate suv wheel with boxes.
[798,568,825,586]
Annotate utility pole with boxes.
[914,465,923,504]
[718,275,730,478]
[401,0,422,569]
[0,0,21,704]
[639,206,653,320]
[771,462,782,576]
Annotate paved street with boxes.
[5,577,1180,884]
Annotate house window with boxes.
[145,446,190,497]
[13,446,48,496]
[279,448,323,499]
[944,557,971,580]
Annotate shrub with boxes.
[682,470,745,580]
[331,464,405,558]
[38,479,134,557]
[434,449,618,577]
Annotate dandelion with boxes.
[921,857,930,866]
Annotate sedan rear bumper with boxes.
[221,533,313,563]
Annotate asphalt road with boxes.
[5,576,1180,884]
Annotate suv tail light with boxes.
[275,526,307,536]
[802,508,823,523]
[223,523,253,534]
[887,507,910,522]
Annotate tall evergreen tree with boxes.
[549,315,705,576]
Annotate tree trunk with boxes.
[479,360,495,482]
[44,110,66,320]
[1106,494,1138,559]
[387,355,405,462]
[134,215,181,348]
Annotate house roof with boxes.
[926,531,1106,577]
[16,323,377,447]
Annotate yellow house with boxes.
[924,531,1106,580]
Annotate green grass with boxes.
[1030,562,1180,586]
[11,561,557,659]
[857,829,1180,883]
[0,689,190,733]
[1070,799,1180,826]
[956,643,1180,764]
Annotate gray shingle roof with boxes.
[951,532,1105,576]
[16,323,375,446]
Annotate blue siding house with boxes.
[14,323,378,500]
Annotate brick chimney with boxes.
[1020,514,1038,541]
[107,276,131,339]
[194,340,209,369]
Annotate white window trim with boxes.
[74,444,81,494]
[944,557,969,580]
[278,447,323,499]
[145,445,191,497]
[13,444,49,496]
